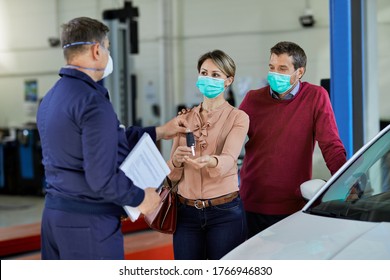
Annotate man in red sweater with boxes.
[239,41,346,238]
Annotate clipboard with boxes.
[119,133,170,221]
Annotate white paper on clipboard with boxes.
[119,133,170,221]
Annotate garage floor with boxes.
[0,194,44,227]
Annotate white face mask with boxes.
[101,55,113,80]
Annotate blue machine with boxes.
[16,127,45,195]
[18,129,35,180]
[0,137,19,194]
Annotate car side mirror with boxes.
[300,179,326,200]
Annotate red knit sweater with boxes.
[239,82,346,215]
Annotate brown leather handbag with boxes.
[144,177,178,234]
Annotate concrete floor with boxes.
[0,194,44,227]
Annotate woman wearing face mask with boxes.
[167,50,249,260]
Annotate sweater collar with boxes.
[270,81,301,100]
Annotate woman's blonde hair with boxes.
[197,49,236,78]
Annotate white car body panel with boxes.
[223,212,390,260]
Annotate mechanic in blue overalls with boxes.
[36,17,188,259]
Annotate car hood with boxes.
[222,212,390,259]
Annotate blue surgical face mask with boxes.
[196,76,226,99]
[267,70,297,94]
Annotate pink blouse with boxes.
[167,101,249,199]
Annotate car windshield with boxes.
[306,128,390,222]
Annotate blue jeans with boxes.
[173,196,247,260]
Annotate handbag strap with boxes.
[165,176,179,192]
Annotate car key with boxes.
[186,129,195,156]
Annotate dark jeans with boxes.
[173,196,247,260]
[245,211,289,239]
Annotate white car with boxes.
[223,125,390,260]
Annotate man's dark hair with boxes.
[270,41,307,70]
[61,17,109,60]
